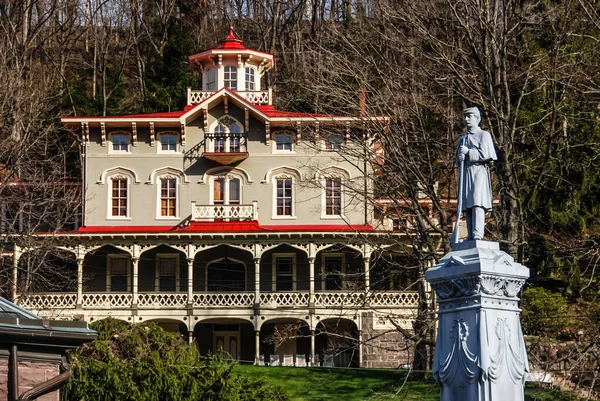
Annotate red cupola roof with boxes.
[215,27,246,50]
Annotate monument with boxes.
[425,107,530,401]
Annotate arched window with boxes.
[209,117,245,153]
[106,174,132,219]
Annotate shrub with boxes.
[521,287,573,338]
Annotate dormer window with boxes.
[110,133,130,153]
[245,67,255,90]
[224,66,237,90]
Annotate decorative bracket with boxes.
[100,122,106,146]
[131,122,137,146]
[149,122,155,146]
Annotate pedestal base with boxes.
[425,241,530,401]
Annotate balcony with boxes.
[187,89,272,105]
[16,291,420,311]
[202,132,249,165]
[191,201,258,222]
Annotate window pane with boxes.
[214,179,224,203]
[229,179,240,204]
[326,135,341,151]
[325,178,341,215]
[111,179,127,216]
[275,135,292,151]
[276,256,294,291]
[159,256,177,291]
[161,135,177,151]
[276,179,293,216]
[110,257,129,291]
[224,66,237,90]
[245,67,255,90]
[112,135,129,151]
[160,179,177,216]
[324,256,343,290]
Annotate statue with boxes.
[452,107,497,242]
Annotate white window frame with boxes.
[272,253,296,291]
[205,67,217,90]
[271,174,296,220]
[108,132,131,154]
[245,67,255,91]
[321,253,345,290]
[157,131,180,154]
[323,134,342,151]
[156,175,180,220]
[223,65,238,90]
[155,253,180,291]
[272,132,295,153]
[107,174,132,220]
[321,176,344,219]
[208,117,245,153]
[106,254,131,292]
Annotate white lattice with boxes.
[314,291,365,307]
[260,292,309,307]
[192,204,256,221]
[187,90,270,105]
[82,293,132,308]
[193,292,254,307]
[368,291,419,307]
[18,293,77,309]
[137,293,188,308]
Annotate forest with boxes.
[1,0,600,396]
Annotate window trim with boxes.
[245,67,256,91]
[157,131,180,154]
[107,175,132,220]
[320,253,345,290]
[106,254,131,292]
[272,253,297,291]
[321,176,343,219]
[271,174,296,220]
[272,132,295,153]
[156,175,180,220]
[155,253,180,291]
[108,131,131,154]
[223,65,238,90]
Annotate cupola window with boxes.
[224,66,237,90]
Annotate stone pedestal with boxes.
[424,240,530,401]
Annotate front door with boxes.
[214,330,240,360]
[213,178,241,221]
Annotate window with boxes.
[206,68,217,90]
[159,133,178,152]
[245,67,255,90]
[157,255,179,291]
[111,178,128,217]
[212,176,242,221]
[110,133,130,153]
[323,255,344,290]
[325,135,342,151]
[229,125,241,152]
[325,178,342,216]
[273,255,295,291]
[160,178,177,217]
[209,118,245,153]
[274,134,293,152]
[108,256,130,291]
[224,66,237,90]
[276,178,293,216]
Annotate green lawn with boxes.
[236,365,587,401]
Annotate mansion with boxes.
[7,29,424,368]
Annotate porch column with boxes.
[76,257,84,308]
[358,330,363,367]
[187,258,194,306]
[188,331,194,345]
[363,257,370,290]
[132,257,139,307]
[254,330,261,365]
[254,258,261,307]
[308,257,315,306]
[310,330,316,366]
[11,245,20,301]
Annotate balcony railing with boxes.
[16,291,419,311]
[202,132,249,164]
[191,201,258,222]
[187,89,272,105]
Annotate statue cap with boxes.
[463,106,481,117]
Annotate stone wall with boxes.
[361,312,413,368]
[0,359,61,401]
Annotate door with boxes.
[212,178,241,221]
[214,331,240,360]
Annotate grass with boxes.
[236,365,589,401]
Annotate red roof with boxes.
[255,105,330,118]
[76,222,375,234]
[215,27,246,50]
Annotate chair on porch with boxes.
[259,354,265,366]
[282,354,294,366]
[295,354,307,367]
[269,354,280,366]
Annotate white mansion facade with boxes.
[10,29,420,368]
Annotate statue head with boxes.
[463,107,481,131]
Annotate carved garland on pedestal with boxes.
[437,318,479,386]
[430,275,526,300]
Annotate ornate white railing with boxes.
[260,292,310,307]
[187,89,272,105]
[191,201,258,221]
[314,291,365,307]
[82,293,133,308]
[193,292,255,307]
[17,293,77,309]
[369,291,419,307]
[137,293,188,308]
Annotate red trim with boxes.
[76,222,375,234]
